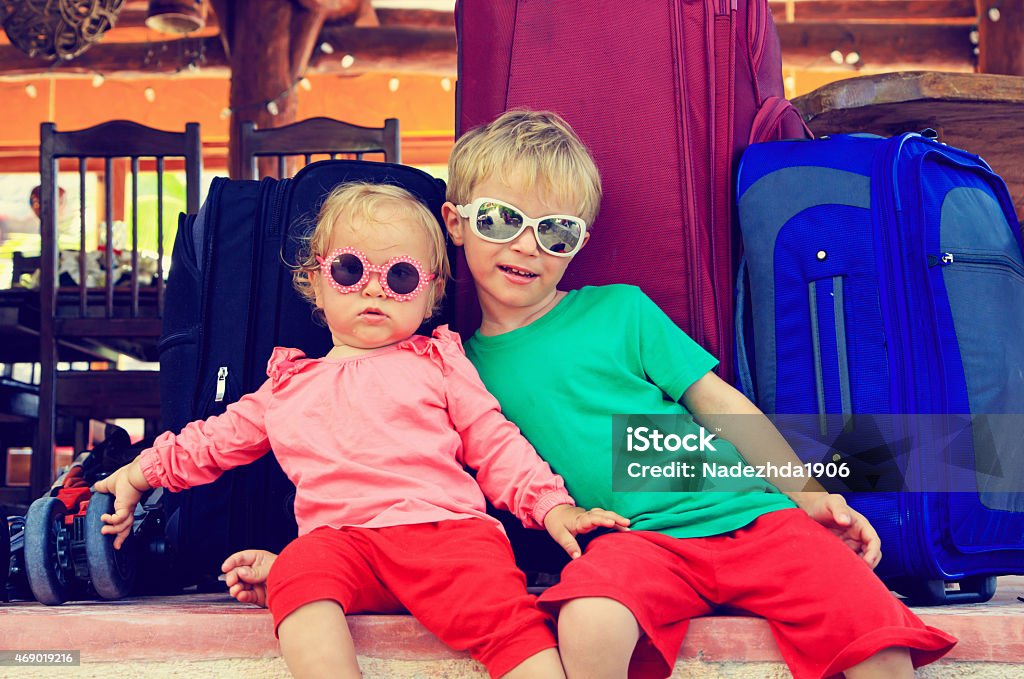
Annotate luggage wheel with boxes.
[892,576,997,606]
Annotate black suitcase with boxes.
[157,160,447,588]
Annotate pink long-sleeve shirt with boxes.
[138,326,573,536]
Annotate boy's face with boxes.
[444,174,588,327]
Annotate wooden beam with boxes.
[225,0,326,177]
[374,8,454,28]
[770,0,978,24]
[308,25,456,74]
[0,39,228,75]
[0,22,974,77]
[296,0,360,12]
[777,23,975,71]
[976,0,1024,74]
[5,1,975,55]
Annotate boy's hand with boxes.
[543,504,631,559]
[221,549,277,607]
[792,493,882,568]
[92,460,151,550]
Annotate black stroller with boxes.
[5,425,166,605]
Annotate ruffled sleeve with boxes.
[396,325,463,375]
[266,347,308,388]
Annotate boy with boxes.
[441,110,956,679]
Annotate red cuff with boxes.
[137,449,172,491]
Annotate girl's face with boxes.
[312,208,435,357]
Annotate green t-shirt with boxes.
[465,284,795,538]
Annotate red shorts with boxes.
[266,519,556,678]
[538,508,957,679]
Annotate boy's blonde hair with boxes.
[294,182,450,317]
[447,110,602,226]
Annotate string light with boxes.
[845,52,860,65]
[988,7,1001,22]
[388,77,400,92]
[220,74,315,119]
[25,83,38,98]
[91,73,104,87]
[144,87,156,102]
[829,50,844,65]
[441,77,452,92]
[341,54,355,69]
[320,41,335,54]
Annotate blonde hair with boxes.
[293,182,450,317]
[447,110,602,226]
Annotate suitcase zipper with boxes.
[877,136,916,415]
[195,177,224,412]
[748,0,766,87]
[214,366,228,403]
[670,0,701,340]
[875,137,922,575]
[929,252,1024,279]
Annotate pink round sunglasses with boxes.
[316,247,435,302]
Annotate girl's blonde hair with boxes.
[293,182,450,318]
[447,110,602,226]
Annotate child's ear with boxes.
[423,285,437,321]
[569,231,591,258]
[441,202,465,246]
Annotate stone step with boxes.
[1,576,1021,678]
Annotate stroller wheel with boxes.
[24,497,76,606]
[84,492,137,600]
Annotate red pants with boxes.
[266,519,556,678]
[539,508,957,679]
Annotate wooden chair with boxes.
[238,116,400,180]
[34,121,201,498]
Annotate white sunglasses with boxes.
[456,197,587,258]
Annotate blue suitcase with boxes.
[735,133,1024,604]
[157,160,447,588]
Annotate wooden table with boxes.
[793,71,1024,219]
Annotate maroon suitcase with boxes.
[453,0,808,382]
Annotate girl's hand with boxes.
[543,505,631,559]
[92,460,151,550]
[221,549,278,607]
[792,493,882,568]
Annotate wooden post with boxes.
[214,0,317,177]
[976,0,1024,74]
